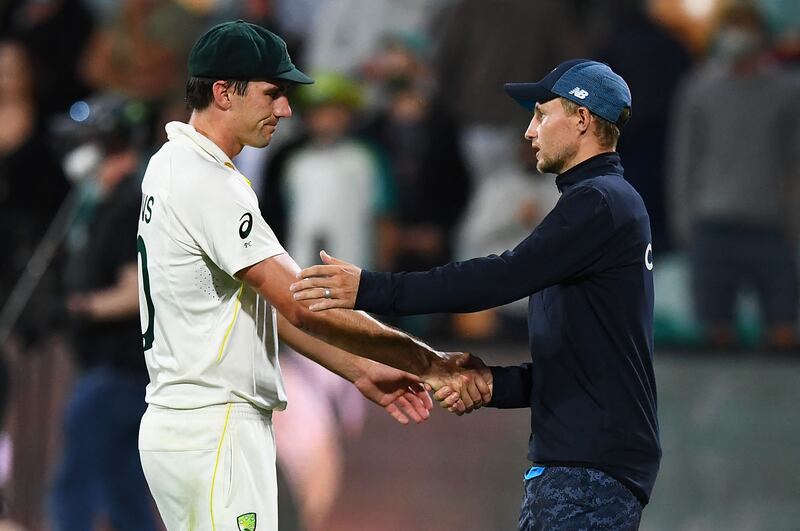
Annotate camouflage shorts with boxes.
[518,466,642,531]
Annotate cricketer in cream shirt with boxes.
[137,121,288,411]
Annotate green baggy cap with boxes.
[188,20,313,84]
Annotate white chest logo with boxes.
[645,243,654,271]
[568,87,589,99]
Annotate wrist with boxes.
[421,352,452,382]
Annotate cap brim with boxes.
[273,67,314,85]
[504,83,557,111]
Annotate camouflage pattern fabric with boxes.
[518,466,642,530]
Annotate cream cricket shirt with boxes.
[137,121,287,411]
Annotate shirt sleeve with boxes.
[488,364,533,409]
[355,185,615,315]
[187,175,286,277]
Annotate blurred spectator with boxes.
[359,35,470,274]
[453,140,560,341]
[80,0,207,104]
[49,95,156,530]
[303,0,450,76]
[0,0,94,118]
[259,72,395,270]
[431,0,585,181]
[668,4,800,350]
[0,39,70,347]
[591,0,693,252]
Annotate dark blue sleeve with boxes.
[488,364,533,409]
[355,185,615,315]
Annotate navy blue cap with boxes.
[505,59,631,125]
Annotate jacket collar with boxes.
[555,152,624,193]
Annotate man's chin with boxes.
[537,160,554,174]
[248,136,272,149]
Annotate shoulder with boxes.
[145,141,258,222]
[582,173,648,227]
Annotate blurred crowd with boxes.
[0,0,798,529]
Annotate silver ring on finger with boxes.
[323,288,332,299]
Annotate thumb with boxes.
[320,249,344,265]
[454,352,473,367]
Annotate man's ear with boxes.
[212,80,232,109]
[576,107,592,134]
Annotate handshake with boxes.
[289,250,493,420]
[424,352,493,415]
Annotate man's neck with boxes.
[188,111,243,159]
[559,144,615,175]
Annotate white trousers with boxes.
[139,403,277,531]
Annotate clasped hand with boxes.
[425,352,493,415]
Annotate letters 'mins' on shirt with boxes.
[137,121,287,410]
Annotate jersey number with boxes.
[137,236,156,351]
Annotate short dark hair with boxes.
[185,77,250,111]
[560,98,629,149]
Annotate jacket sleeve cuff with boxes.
[487,364,532,409]
[354,270,395,314]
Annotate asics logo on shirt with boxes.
[239,212,253,239]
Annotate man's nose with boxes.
[524,118,537,140]
[275,96,292,118]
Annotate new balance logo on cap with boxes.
[504,59,632,126]
[568,87,589,99]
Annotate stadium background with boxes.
[0,0,798,529]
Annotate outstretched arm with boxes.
[238,253,491,412]
[277,314,432,425]
[291,186,616,316]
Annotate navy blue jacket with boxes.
[356,153,660,505]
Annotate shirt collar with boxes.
[555,152,624,193]
[165,121,237,169]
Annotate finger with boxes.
[460,388,475,411]
[398,393,425,423]
[474,372,492,403]
[292,287,331,302]
[464,378,483,407]
[290,277,335,293]
[404,388,427,412]
[414,384,434,410]
[438,391,460,408]
[449,402,465,416]
[394,396,421,423]
[294,265,340,281]
[384,403,409,425]
[433,386,453,402]
[308,299,350,312]
[402,391,427,419]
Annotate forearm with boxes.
[239,253,447,379]
[486,364,533,409]
[276,314,367,383]
[295,307,442,378]
[356,253,532,315]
